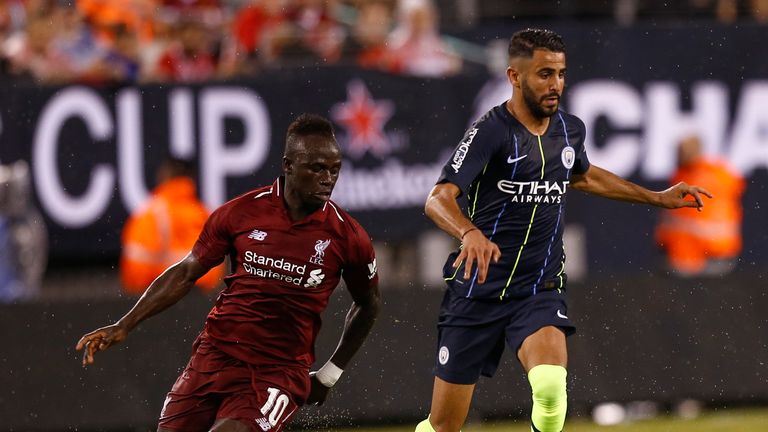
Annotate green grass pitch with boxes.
[297,408,768,432]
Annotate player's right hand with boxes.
[75,324,129,366]
[453,229,501,284]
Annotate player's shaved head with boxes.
[508,28,565,63]
[284,113,338,158]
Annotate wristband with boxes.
[461,227,478,240]
[315,361,344,387]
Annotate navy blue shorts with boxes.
[433,288,576,385]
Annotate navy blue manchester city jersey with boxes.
[437,102,590,300]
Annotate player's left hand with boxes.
[454,228,501,284]
[658,182,713,211]
[306,371,332,406]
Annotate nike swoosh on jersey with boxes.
[507,154,528,163]
[556,309,568,319]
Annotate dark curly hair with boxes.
[508,28,565,59]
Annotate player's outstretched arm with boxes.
[307,281,381,406]
[570,165,713,210]
[425,182,501,283]
[75,253,210,366]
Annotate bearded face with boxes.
[521,77,561,119]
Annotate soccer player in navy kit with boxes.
[415,29,711,432]
[76,114,380,432]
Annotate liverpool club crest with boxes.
[310,239,331,265]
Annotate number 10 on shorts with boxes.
[259,387,290,429]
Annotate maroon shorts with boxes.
[158,335,310,432]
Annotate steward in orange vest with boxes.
[120,158,223,294]
[656,136,744,276]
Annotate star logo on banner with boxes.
[331,80,395,159]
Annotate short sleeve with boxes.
[192,204,232,269]
[436,117,505,196]
[571,117,590,175]
[341,221,378,290]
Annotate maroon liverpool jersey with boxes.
[191,178,378,368]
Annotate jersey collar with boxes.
[500,102,559,137]
[270,177,330,225]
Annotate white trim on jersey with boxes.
[327,202,345,222]
[254,189,272,199]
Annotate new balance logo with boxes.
[304,269,326,288]
[255,417,272,431]
[248,229,268,241]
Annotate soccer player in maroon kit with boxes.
[76,114,381,432]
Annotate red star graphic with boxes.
[331,80,394,159]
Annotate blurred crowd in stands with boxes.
[1,0,766,84]
[480,0,768,24]
[0,0,463,84]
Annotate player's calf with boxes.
[528,364,567,432]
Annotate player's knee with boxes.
[528,364,567,409]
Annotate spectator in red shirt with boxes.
[225,0,291,73]
[232,0,287,54]
[153,17,217,81]
[76,113,380,432]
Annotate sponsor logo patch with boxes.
[304,269,326,288]
[496,180,570,204]
[451,128,478,173]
